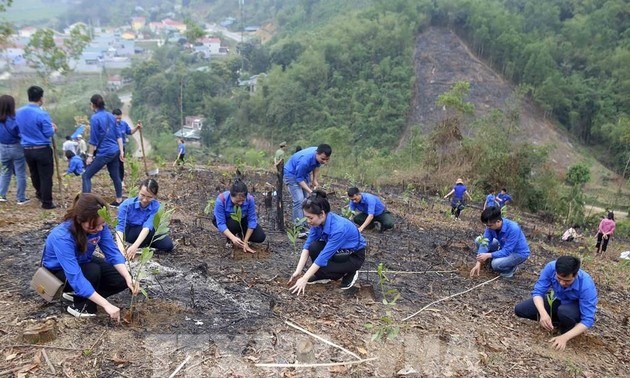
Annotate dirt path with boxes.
[119,92,152,158]
[0,166,628,377]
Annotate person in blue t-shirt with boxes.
[42,193,136,320]
[515,256,598,351]
[347,187,394,232]
[288,190,366,294]
[115,179,174,259]
[283,144,332,236]
[497,188,513,215]
[173,139,185,166]
[483,188,499,210]
[213,179,266,253]
[83,94,124,207]
[64,150,84,176]
[0,94,29,204]
[112,109,140,184]
[470,206,530,278]
[444,178,472,219]
[16,86,57,209]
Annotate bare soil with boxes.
[0,163,628,377]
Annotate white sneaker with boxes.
[62,292,75,302]
[297,232,309,239]
[340,271,359,290]
[67,305,96,318]
[307,277,331,285]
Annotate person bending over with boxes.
[470,206,530,278]
[289,190,366,294]
[347,187,394,232]
[115,179,174,259]
[514,256,597,351]
[213,179,266,253]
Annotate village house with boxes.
[173,116,205,144]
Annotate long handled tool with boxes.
[137,121,149,175]
[50,136,64,206]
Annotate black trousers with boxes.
[352,211,394,230]
[514,297,581,334]
[53,257,128,313]
[118,148,126,181]
[308,241,365,280]
[595,232,610,252]
[125,225,174,251]
[213,217,266,243]
[24,146,54,207]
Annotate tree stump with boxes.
[296,338,315,363]
[21,320,57,344]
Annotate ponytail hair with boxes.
[90,94,106,109]
[302,190,330,215]
[230,178,248,197]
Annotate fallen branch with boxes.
[168,355,191,378]
[42,348,56,375]
[402,276,500,322]
[89,330,107,352]
[0,344,80,351]
[285,320,361,361]
[256,357,378,369]
[358,269,458,274]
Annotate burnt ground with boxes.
[0,163,629,377]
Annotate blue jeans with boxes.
[82,152,122,198]
[284,177,308,226]
[0,143,27,201]
[476,239,527,275]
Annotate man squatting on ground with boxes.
[515,256,598,351]
[470,206,530,278]
[283,144,332,236]
[347,187,394,232]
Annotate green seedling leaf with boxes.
[204,199,215,215]
[140,287,148,299]
[364,323,374,329]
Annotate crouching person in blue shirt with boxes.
[64,150,84,176]
[514,256,598,351]
[42,193,136,319]
[213,179,266,253]
[347,187,394,232]
[470,206,530,278]
[289,190,366,294]
[115,179,174,259]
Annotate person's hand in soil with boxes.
[125,245,139,260]
[549,335,568,351]
[289,275,308,295]
[470,262,482,277]
[104,303,121,323]
[476,253,492,262]
[241,241,256,253]
[538,313,554,331]
[231,237,250,252]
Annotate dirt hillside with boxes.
[406,28,585,171]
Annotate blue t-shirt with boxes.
[477,218,530,259]
[453,184,467,199]
[485,194,498,208]
[89,109,121,155]
[531,261,598,328]
[178,143,185,155]
[349,192,386,216]
[66,155,85,175]
[497,192,513,208]
[117,120,132,145]
[16,104,54,147]
[283,146,320,184]
[0,117,20,144]
[303,212,367,267]
[42,220,125,298]
[213,191,258,233]
[116,196,162,232]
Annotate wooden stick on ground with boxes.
[256,357,378,369]
[402,275,501,322]
[0,344,80,351]
[42,348,56,375]
[168,355,191,378]
[285,320,361,360]
[358,270,458,274]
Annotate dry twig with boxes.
[358,269,458,274]
[42,348,56,375]
[402,276,500,322]
[168,355,191,378]
[256,357,378,369]
[285,320,361,360]
[0,344,80,351]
